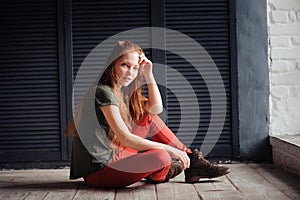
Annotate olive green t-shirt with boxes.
[70,84,119,179]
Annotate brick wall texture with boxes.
[268,0,300,135]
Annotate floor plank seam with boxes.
[41,191,49,200]
[225,175,244,196]
[23,192,30,200]
[154,184,158,200]
[113,189,117,200]
[192,183,203,200]
[70,186,79,200]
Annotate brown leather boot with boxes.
[164,160,183,182]
[185,149,230,183]
[146,160,183,183]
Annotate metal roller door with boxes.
[71,0,233,158]
[0,0,65,166]
[165,0,233,157]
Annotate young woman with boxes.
[65,41,229,188]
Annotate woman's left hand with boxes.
[139,54,153,78]
[166,146,190,170]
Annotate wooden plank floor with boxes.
[0,163,299,200]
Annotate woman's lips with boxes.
[123,77,132,81]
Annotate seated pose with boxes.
[65,41,229,188]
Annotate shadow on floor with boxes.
[0,181,84,190]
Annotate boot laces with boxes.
[195,151,218,169]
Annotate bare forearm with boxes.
[102,105,165,151]
[145,74,163,114]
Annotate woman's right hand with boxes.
[166,146,190,170]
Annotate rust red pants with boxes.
[84,114,190,188]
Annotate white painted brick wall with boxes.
[268,0,300,136]
[271,11,289,23]
[270,36,290,47]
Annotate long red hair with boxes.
[99,41,147,146]
[65,41,147,147]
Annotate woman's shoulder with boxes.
[96,84,114,94]
[95,84,118,105]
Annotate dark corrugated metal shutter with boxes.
[165,0,232,157]
[72,0,151,104]
[0,0,234,167]
[0,0,61,162]
[72,0,233,158]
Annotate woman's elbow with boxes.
[148,104,164,115]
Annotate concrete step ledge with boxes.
[270,135,300,177]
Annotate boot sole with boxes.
[185,169,230,183]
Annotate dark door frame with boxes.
[234,0,271,161]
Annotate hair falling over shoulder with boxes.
[99,41,148,146]
[64,41,148,147]
[64,99,83,138]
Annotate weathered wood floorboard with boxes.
[0,164,299,200]
[249,163,300,200]
[73,185,115,200]
[156,174,200,200]
[115,181,156,200]
[194,176,244,200]
[226,164,291,200]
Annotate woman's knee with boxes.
[149,148,172,167]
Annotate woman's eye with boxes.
[121,63,128,67]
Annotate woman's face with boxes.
[114,51,140,87]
